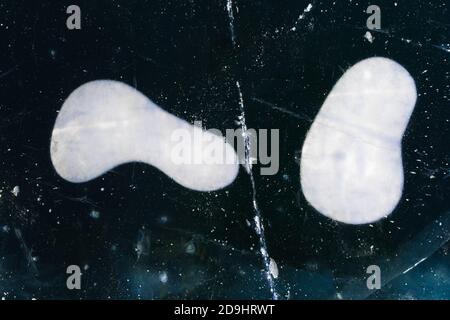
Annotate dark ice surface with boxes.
[0,0,450,299]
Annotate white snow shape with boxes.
[50,80,239,191]
[300,57,417,224]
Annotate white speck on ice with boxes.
[254,215,261,235]
[305,3,313,12]
[269,258,279,279]
[364,31,374,43]
[11,186,19,197]
[89,210,101,219]
[159,271,168,284]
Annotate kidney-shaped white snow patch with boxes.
[300,57,417,224]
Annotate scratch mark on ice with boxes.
[290,3,313,32]
[0,65,18,80]
[226,0,236,47]
[14,228,39,276]
[252,97,313,122]
[364,28,450,54]
[433,44,450,53]
[402,257,428,274]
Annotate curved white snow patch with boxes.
[50,80,239,191]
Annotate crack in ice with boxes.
[226,0,236,47]
[225,0,278,299]
[236,81,279,300]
